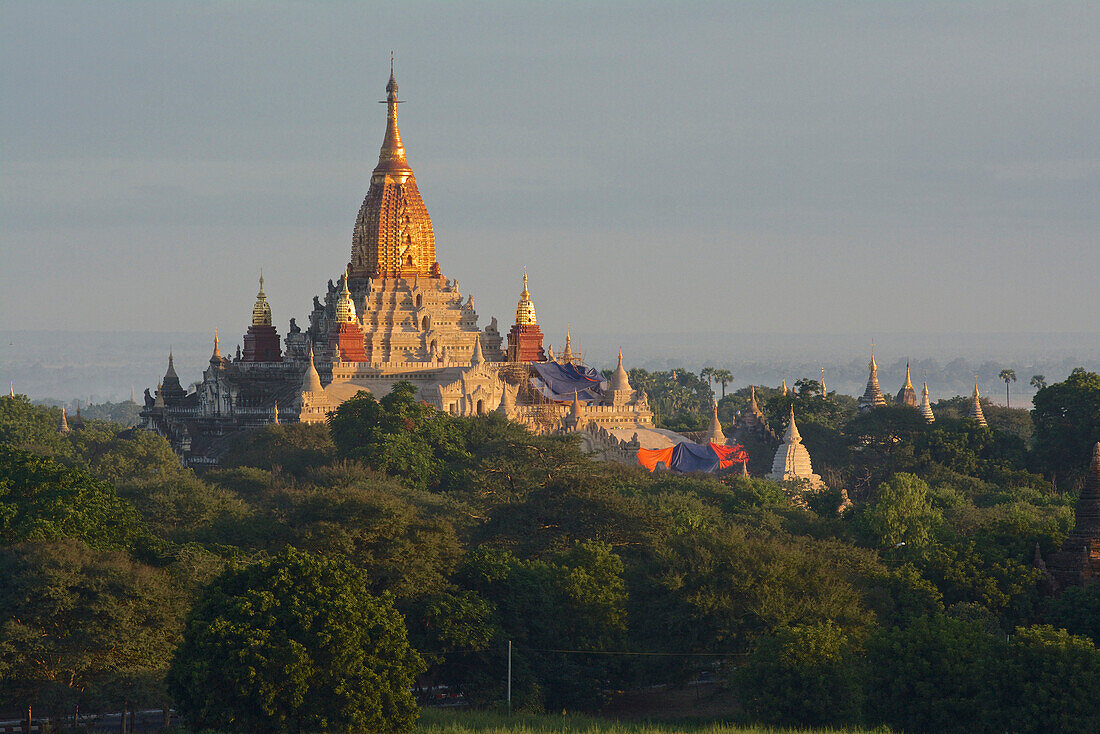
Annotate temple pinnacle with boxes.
[375,62,409,177]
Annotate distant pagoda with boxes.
[918,379,935,423]
[895,362,917,407]
[857,347,887,412]
[967,378,988,427]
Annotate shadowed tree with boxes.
[168,547,423,734]
[1030,374,1046,391]
[999,369,1017,408]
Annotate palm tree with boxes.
[999,369,1017,408]
[713,369,733,399]
[1030,374,1046,391]
[700,367,716,396]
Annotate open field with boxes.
[416,709,891,734]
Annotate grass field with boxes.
[415,709,891,734]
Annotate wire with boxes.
[419,646,744,658]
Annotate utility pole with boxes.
[507,639,512,716]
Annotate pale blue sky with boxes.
[2,1,1098,342]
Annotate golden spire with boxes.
[9,381,14,398]
[252,271,272,327]
[904,361,913,388]
[869,341,878,373]
[211,330,221,361]
[780,379,787,396]
[334,269,358,324]
[272,401,279,425]
[820,367,826,396]
[374,57,411,180]
[969,375,988,427]
[514,267,538,325]
[561,331,573,363]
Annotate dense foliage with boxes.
[168,547,423,734]
[1,368,1098,732]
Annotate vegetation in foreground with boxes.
[415,708,888,733]
[1,368,1098,733]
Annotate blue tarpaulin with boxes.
[531,362,606,402]
[669,442,721,473]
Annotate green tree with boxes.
[999,368,1017,408]
[857,473,941,548]
[0,446,145,549]
[864,614,1005,733]
[0,540,181,726]
[1031,369,1100,482]
[1030,374,1047,391]
[1002,625,1100,732]
[735,621,862,727]
[327,383,470,491]
[700,366,716,392]
[168,547,423,734]
[0,394,66,454]
[1044,584,1100,644]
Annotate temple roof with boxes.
[351,67,436,279]
[610,349,631,392]
[919,380,935,423]
[373,62,413,179]
[968,379,988,427]
[334,270,357,324]
[858,346,887,411]
[896,362,917,407]
[514,267,538,326]
[209,331,222,363]
[252,273,272,327]
[471,334,486,365]
[561,332,574,363]
[767,406,822,486]
[704,399,726,445]
[302,345,324,394]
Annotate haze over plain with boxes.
[2,2,1098,399]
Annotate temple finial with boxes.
[376,57,409,176]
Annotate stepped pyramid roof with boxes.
[968,378,988,426]
[252,273,272,327]
[515,267,537,325]
[896,362,918,407]
[919,380,935,423]
[767,406,823,487]
[858,347,887,412]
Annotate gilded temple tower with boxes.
[349,65,438,281]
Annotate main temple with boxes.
[141,68,668,466]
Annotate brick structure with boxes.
[1048,443,1100,589]
[506,268,546,362]
[242,275,282,363]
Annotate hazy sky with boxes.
[3,1,1098,343]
